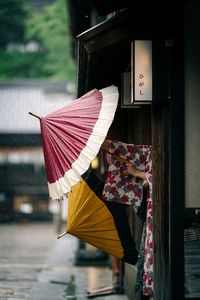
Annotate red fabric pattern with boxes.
[102,140,153,296]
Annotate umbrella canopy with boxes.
[30,85,119,200]
[66,169,138,265]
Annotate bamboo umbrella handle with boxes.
[57,231,67,239]
[28,112,41,120]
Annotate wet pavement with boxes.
[0,223,128,300]
[0,223,56,299]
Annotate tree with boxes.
[26,0,76,81]
[0,0,27,49]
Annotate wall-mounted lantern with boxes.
[121,40,152,108]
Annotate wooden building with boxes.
[67,1,200,299]
[0,80,73,222]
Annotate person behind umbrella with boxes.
[101,139,153,297]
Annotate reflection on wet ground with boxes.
[87,266,112,291]
[0,222,113,299]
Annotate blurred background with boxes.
[0,4,114,298]
[0,0,76,228]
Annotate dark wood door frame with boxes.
[152,33,185,300]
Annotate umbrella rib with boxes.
[46,118,91,134]
[77,235,121,247]
[68,179,90,219]
[72,235,123,258]
[68,199,114,230]
[44,120,84,175]
[46,91,102,118]
[71,232,120,242]
[69,194,105,226]
[44,118,97,151]
[71,226,117,234]
[43,122,80,193]
[68,191,96,226]
[42,123,68,180]
[73,211,112,228]
[41,125,61,183]
[44,120,88,156]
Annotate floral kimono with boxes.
[101,139,153,296]
[143,155,153,296]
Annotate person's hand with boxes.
[125,163,147,180]
[80,88,98,99]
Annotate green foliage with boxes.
[0,51,49,79]
[25,0,76,81]
[0,0,76,82]
[0,0,27,49]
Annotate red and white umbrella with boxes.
[29,85,119,200]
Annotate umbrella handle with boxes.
[28,112,41,120]
[57,231,67,239]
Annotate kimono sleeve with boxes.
[102,140,151,210]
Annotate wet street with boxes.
[0,223,58,299]
[0,222,115,300]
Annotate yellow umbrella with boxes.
[62,169,138,265]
